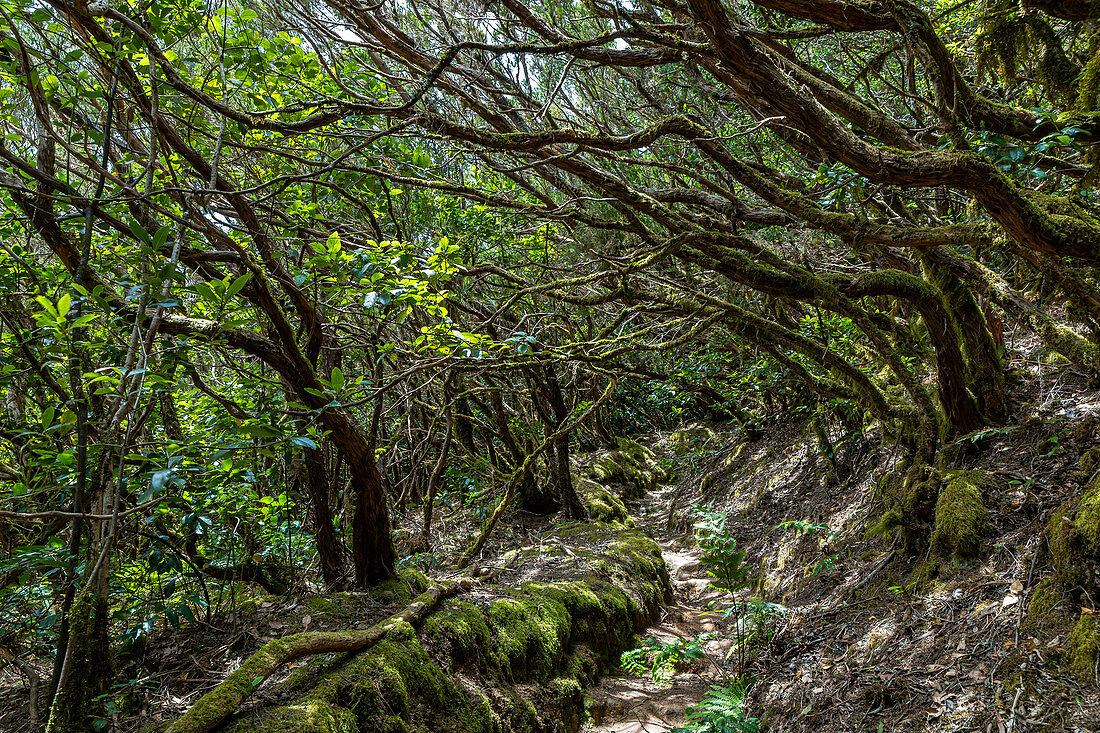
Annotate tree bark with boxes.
[303,447,347,588]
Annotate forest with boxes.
[2,0,1100,729]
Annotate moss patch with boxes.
[1045,465,1100,598]
[577,438,668,502]
[225,528,669,733]
[577,475,634,528]
[1074,483,1100,554]
[931,475,988,558]
[669,425,716,455]
[1067,612,1100,681]
[1023,576,1073,637]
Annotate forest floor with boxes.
[5,368,1100,732]
[585,478,725,732]
[587,384,1100,732]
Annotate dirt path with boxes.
[585,482,728,733]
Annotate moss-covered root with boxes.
[165,578,473,733]
[931,475,989,558]
[235,528,670,733]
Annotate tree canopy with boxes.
[4,0,1100,728]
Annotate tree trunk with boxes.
[304,448,346,588]
[45,590,111,733]
[540,364,587,519]
[322,409,395,585]
[921,255,1007,422]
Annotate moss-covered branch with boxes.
[165,579,473,733]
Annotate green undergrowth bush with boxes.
[619,504,765,733]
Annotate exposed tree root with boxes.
[165,577,474,733]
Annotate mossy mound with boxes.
[223,527,670,733]
[1067,612,1100,681]
[871,462,941,551]
[1023,576,1073,637]
[576,475,634,528]
[1046,456,1100,597]
[931,475,989,558]
[668,424,716,455]
[576,438,668,501]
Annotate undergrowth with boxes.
[619,503,765,732]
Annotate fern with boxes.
[693,504,754,595]
[620,634,712,685]
[675,682,760,733]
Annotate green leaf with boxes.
[56,294,72,319]
[290,436,319,449]
[151,467,173,493]
[225,273,252,298]
[34,296,58,318]
[330,366,344,392]
[193,282,218,304]
[129,221,152,244]
[152,226,171,250]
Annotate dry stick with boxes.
[456,373,617,569]
[165,577,475,733]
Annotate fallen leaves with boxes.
[1001,579,1024,610]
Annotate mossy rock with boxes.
[931,475,988,559]
[668,425,716,455]
[1066,612,1100,681]
[1077,445,1100,482]
[1023,576,1073,637]
[1074,482,1100,555]
[577,438,668,501]
[1046,477,1100,596]
[224,527,669,733]
[577,475,635,528]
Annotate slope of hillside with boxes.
[590,374,1100,732]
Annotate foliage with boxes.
[620,635,712,686]
[675,681,760,733]
[695,504,754,596]
[6,0,1100,725]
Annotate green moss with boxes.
[579,438,667,501]
[1024,576,1071,637]
[227,527,669,733]
[931,475,988,558]
[307,595,356,619]
[1078,446,1100,481]
[367,569,430,606]
[229,621,494,733]
[1048,500,1087,589]
[1047,464,1100,594]
[1067,613,1100,681]
[1074,483,1100,554]
[669,425,715,455]
[577,476,634,527]
[422,601,495,667]
[1079,45,1100,113]
[907,557,940,592]
[487,594,570,681]
[867,509,903,540]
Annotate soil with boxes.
[586,480,727,733]
[587,378,1100,732]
